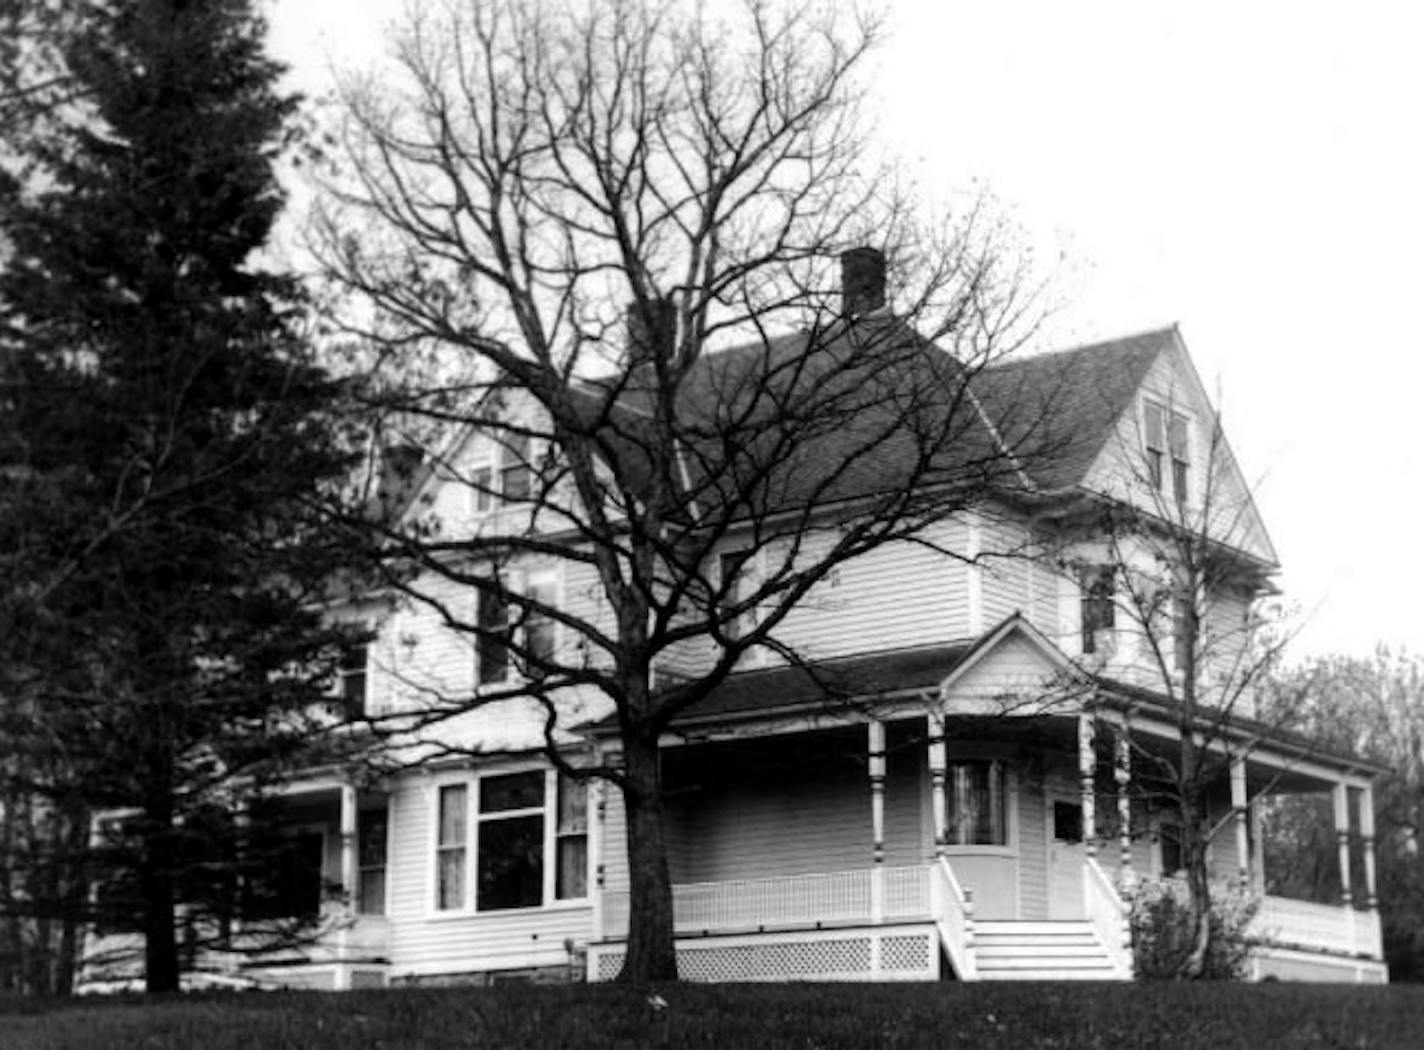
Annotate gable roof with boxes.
[972,326,1173,492]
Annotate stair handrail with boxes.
[1083,856,1134,979]
[930,856,976,980]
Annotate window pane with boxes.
[438,785,466,846]
[948,762,1007,846]
[478,589,509,685]
[437,850,466,910]
[525,579,557,675]
[502,434,532,501]
[1144,402,1165,449]
[557,775,587,833]
[1167,413,1189,459]
[472,465,493,512]
[481,771,545,813]
[1054,801,1083,843]
[719,551,748,640]
[477,814,544,910]
[358,869,386,916]
[359,811,387,867]
[557,836,587,900]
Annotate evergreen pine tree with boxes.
[0,0,363,993]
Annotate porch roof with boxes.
[664,642,975,726]
[1094,676,1391,778]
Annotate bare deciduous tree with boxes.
[317,0,1060,982]
[1070,383,1284,978]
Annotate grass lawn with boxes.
[1,982,1421,1049]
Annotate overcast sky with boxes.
[264,0,1424,662]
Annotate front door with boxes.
[1047,794,1085,918]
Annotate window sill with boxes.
[426,898,592,922]
[941,845,1015,858]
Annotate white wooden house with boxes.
[82,280,1389,989]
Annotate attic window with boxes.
[1144,401,1190,502]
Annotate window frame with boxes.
[1079,565,1116,656]
[943,759,1011,850]
[357,806,389,917]
[428,767,591,917]
[717,547,762,643]
[1143,399,1191,503]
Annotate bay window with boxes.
[433,770,589,912]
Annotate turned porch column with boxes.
[1332,781,1353,906]
[1230,756,1249,883]
[335,782,358,990]
[590,776,608,938]
[1078,713,1097,859]
[339,782,358,912]
[1361,782,1378,910]
[928,714,948,858]
[1114,713,1133,888]
[868,718,887,922]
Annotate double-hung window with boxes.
[476,771,545,911]
[357,809,388,916]
[477,587,511,686]
[434,771,588,912]
[332,643,368,717]
[436,785,468,910]
[1144,400,1190,502]
[717,549,758,641]
[468,432,535,514]
[522,573,558,679]
[1079,565,1115,655]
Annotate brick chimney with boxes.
[840,247,886,318]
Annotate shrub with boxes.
[1129,877,1259,980]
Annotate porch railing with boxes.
[599,865,931,939]
[929,856,976,980]
[1084,857,1133,978]
[1252,895,1383,960]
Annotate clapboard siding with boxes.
[600,729,924,890]
[1017,785,1048,919]
[775,521,972,661]
[383,772,595,977]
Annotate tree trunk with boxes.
[1179,807,1213,979]
[617,731,679,983]
[142,816,180,994]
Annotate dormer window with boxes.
[1144,401,1190,503]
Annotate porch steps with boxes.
[972,920,1123,981]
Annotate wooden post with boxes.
[1115,714,1133,889]
[340,783,358,912]
[928,714,948,858]
[1361,782,1378,911]
[590,777,607,939]
[869,718,886,922]
[336,782,358,990]
[1250,796,1266,894]
[1079,713,1096,859]
[1230,756,1249,883]
[1333,782,1353,906]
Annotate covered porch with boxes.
[585,684,1386,983]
